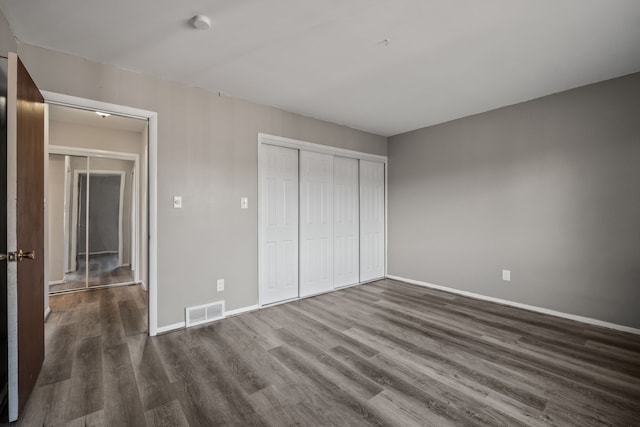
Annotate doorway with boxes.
[42,91,159,336]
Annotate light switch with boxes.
[241,197,248,209]
[173,196,182,209]
[502,269,511,282]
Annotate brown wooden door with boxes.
[6,52,45,421]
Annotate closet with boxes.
[259,137,385,306]
[333,157,360,288]
[260,145,299,305]
[359,160,386,281]
[48,151,139,293]
[300,151,334,297]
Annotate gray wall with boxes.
[388,72,640,329]
[85,175,121,254]
[17,43,387,328]
[47,154,65,282]
[0,7,16,56]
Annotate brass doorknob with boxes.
[18,250,36,261]
[6,249,36,262]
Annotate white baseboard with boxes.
[386,275,640,336]
[44,307,51,322]
[48,280,65,286]
[155,321,185,334]
[225,304,260,317]
[139,281,147,291]
[79,251,118,256]
[359,277,385,285]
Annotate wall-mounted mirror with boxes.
[48,154,136,293]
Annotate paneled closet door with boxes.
[360,160,385,281]
[260,145,299,305]
[333,157,359,288]
[300,151,334,297]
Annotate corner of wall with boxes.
[0,6,17,55]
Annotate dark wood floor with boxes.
[15,279,640,426]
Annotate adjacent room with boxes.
[1,1,639,425]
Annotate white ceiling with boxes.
[49,104,148,133]
[2,0,640,136]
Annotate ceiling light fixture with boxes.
[192,15,212,31]
[95,111,111,118]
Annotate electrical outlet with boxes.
[217,279,225,292]
[502,269,511,282]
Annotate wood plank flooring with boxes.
[11,279,640,426]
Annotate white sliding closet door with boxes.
[300,151,334,297]
[260,145,299,305]
[360,160,385,281]
[334,156,359,288]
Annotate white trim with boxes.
[257,138,264,307]
[224,304,260,317]
[386,275,640,336]
[62,155,71,272]
[358,277,384,285]
[6,53,18,422]
[44,307,51,322]
[69,165,80,271]
[49,145,141,161]
[42,91,159,336]
[43,104,50,323]
[260,297,300,309]
[156,322,186,335]
[48,280,65,286]
[42,91,152,121]
[384,163,388,278]
[148,114,158,336]
[77,250,119,256]
[130,166,136,272]
[49,281,138,295]
[258,133,387,163]
[84,160,90,286]
[334,282,362,290]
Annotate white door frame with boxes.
[257,133,387,307]
[42,91,159,336]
